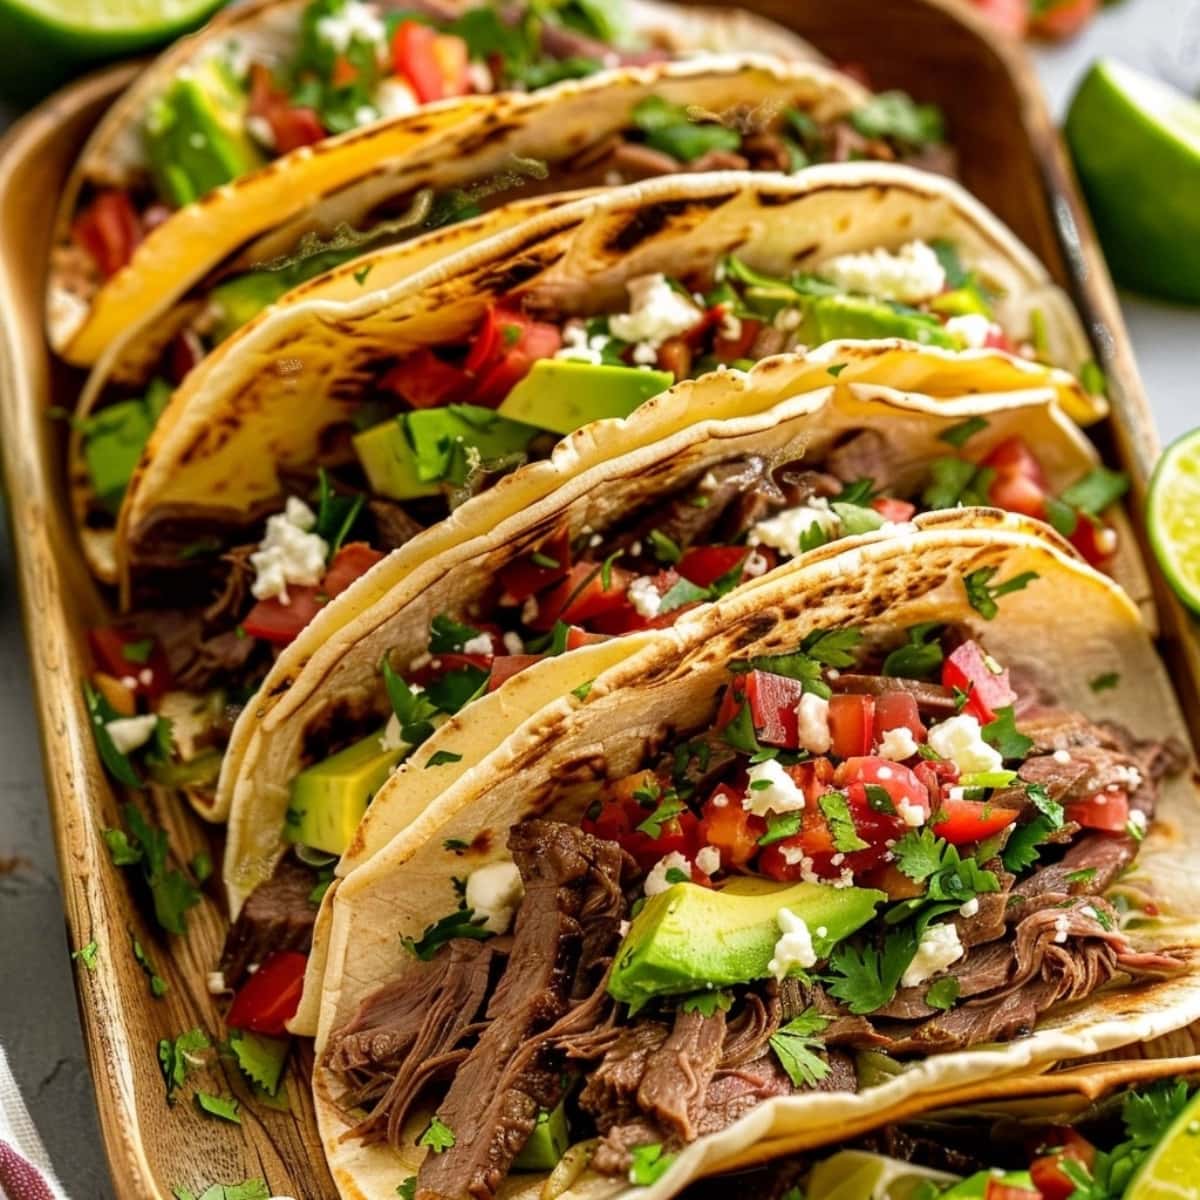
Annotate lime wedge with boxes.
[1125,1088,1200,1197]
[1147,428,1200,614]
[1065,60,1200,304]
[0,0,227,102]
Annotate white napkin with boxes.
[0,1047,68,1200]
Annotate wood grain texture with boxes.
[0,4,1195,1199]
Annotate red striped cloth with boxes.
[0,1049,66,1200]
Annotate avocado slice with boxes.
[144,60,263,207]
[284,727,406,857]
[608,879,885,1011]
[84,377,172,514]
[496,359,674,435]
[512,1100,569,1171]
[802,294,957,348]
[353,404,541,501]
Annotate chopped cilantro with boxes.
[314,468,365,558]
[1062,466,1128,516]
[799,520,831,552]
[636,792,686,838]
[938,416,988,449]
[85,682,144,788]
[818,791,869,852]
[419,1115,456,1153]
[104,805,201,935]
[864,784,897,815]
[443,838,469,852]
[1090,672,1120,692]
[924,976,960,1011]
[1066,867,1098,887]
[769,1008,832,1088]
[173,1180,269,1200]
[572,679,594,701]
[402,908,491,960]
[982,706,1034,760]
[158,1028,210,1100]
[647,529,682,565]
[922,457,994,511]
[730,628,861,700]
[425,750,463,768]
[353,265,372,285]
[131,932,169,997]
[120,638,155,664]
[759,811,804,846]
[664,867,690,884]
[227,1029,288,1097]
[721,696,767,756]
[1025,781,1064,829]
[892,827,946,883]
[429,612,484,654]
[381,655,439,747]
[1002,815,1055,872]
[397,1180,417,1200]
[882,622,944,680]
[72,941,100,971]
[824,926,917,1015]
[195,1091,240,1124]
[190,850,212,884]
[963,567,1039,619]
[680,990,733,1017]
[850,92,944,148]
[827,362,847,378]
[628,1142,677,1186]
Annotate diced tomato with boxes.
[1029,1128,1096,1200]
[699,785,763,867]
[381,347,468,409]
[408,651,493,688]
[1065,791,1130,833]
[870,496,917,523]
[464,305,502,374]
[713,313,763,361]
[472,311,562,407]
[982,435,1048,519]
[933,798,1020,844]
[430,34,470,96]
[982,1182,1040,1200]
[486,654,541,691]
[392,21,468,102]
[677,545,749,589]
[242,543,383,646]
[72,190,142,278]
[565,625,607,649]
[331,54,359,86]
[1029,0,1098,39]
[248,63,325,154]
[984,326,1017,352]
[588,772,701,869]
[1068,512,1118,568]
[915,757,961,807]
[87,628,171,702]
[529,563,632,631]
[836,757,932,826]
[982,437,1048,486]
[582,793,635,843]
[497,528,572,601]
[969,0,1029,38]
[941,639,1016,725]
[716,671,806,748]
[828,694,875,759]
[226,950,308,1035]
[873,692,925,746]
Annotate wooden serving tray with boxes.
[0,3,1195,1197]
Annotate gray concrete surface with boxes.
[0,3,1198,1197]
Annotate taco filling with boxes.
[314,623,1182,1191]
[74,76,949,547]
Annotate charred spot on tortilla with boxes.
[605,195,735,254]
[478,256,559,297]
[265,676,293,699]
[468,830,493,855]
[732,611,781,650]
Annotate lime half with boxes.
[1066,60,1200,304]
[1148,428,1200,614]
[1125,1088,1200,1197]
[0,0,227,102]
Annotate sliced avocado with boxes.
[496,359,673,435]
[802,294,957,348]
[512,1100,569,1171]
[353,404,541,501]
[284,727,405,857]
[608,879,885,1011]
[84,377,172,513]
[145,60,263,207]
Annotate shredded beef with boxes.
[1010,833,1138,914]
[220,858,317,988]
[824,429,898,489]
[368,499,424,550]
[635,1008,727,1141]
[576,1022,668,1131]
[774,465,843,507]
[119,607,260,692]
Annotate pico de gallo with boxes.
[317,620,1182,1192]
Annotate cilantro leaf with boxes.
[571,679,594,701]
[825,927,917,1015]
[381,655,439,747]
[227,1029,288,1097]
[429,613,484,654]
[1090,672,1120,693]
[892,827,946,883]
[759,811,803,846]
[1025,781,1064,829]
[1061,466,1129,517]
[419,1115,456,1153]
[938,416,988,449]
[84,682,144,788]
[636,792,686,838]
[680,991,733,1017]
[924,976,960,1011]
[1123,1080,1191,1146]
[628,1142,677,1186]
[425,750,463,769]
[131,932,169,997]
[397,1180,417,1200]
[402,908,491,960]
[195,1092,240,1124]
[313,468,364,558]
[982,706,1033,760]
[850,92,944,148]
[158,1027,211,1100]
[802,628,864,667]
[1002,815,1054,872]
[818,791,869,852]
[769,1008,832,1088]
[720,696,767,755]
[72,941,100,971]
[425,664,486,718]
[104,803,202,936]
[963,567,1039,620]
[922,457,994,510]
[882,622,944,680]
[647,529,682,565]
[173,1180,269,1200]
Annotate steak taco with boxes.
[307,527,1200,1200]
[65,53,952,583]
[48,0,825,364]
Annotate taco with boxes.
[681,1059,1200,1199]
[308,526,1200,1200]
[65,53,953,583]
[48,0,827,364]
[212,343,1139,986]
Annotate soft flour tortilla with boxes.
[65,53,880,582]
[216,340,1093,851]
[115,161,1104,605]
[46,1,817,365]
[313,526,1200,1200]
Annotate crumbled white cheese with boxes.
[877,726,919,762]
[768,907,818,980]
[246,114,276,151]
[465,861,525,934]
[644,852,692,897]
[1052,749,1072,765]
[555,321,604,365]
[521,596,540,625]
[817,240,947,305]
[1053,914,1071,944]
[749,498,841,558]
[378,712,406,753]
[608,274,701,348]
[945,313,994,349]
[374,77,418,120]
[316,1,385,52]
[461,634,494,656]
[743,759,806,817]
[959,898,980,918]
[719,310,742,342]
[1128,809,1148,835]
[631,341,660,366]
[927,714,1004,774]
[742,550,769,578]
[900,922,964,988]
[250,497,328,603]
[897,799,926,827]
[502,632,525,656]
[104,714,159,756]
[207,971,229,995]
[774,307,802,332]
[627,576,663,619]
[695,845,721,876]
[794,692,832,755]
